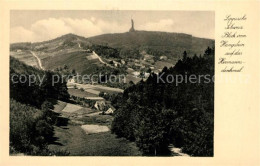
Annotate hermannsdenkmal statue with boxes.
[129,19,135,32]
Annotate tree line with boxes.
[111,47,214,156]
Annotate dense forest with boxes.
[10,57,70,155]
[111,47,214,156]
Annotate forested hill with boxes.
[10,57,69,107]
[10,57,70,155]
[88,31,214,58]
[111,47,214,156]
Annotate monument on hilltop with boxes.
[129,19,135,32]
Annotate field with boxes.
[49,125,141,156]
[61,103,83,113]
[68,88,98,98]
[10,50,39,68]
[48,100,142,156]
[67,82,123,97]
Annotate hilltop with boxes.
[88,31,214,58]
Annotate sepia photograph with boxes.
[9,10,215,156]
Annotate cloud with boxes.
[10,17,129,43]
[10,26,34,43]
[10,17,214,43]
[138,19,175,32]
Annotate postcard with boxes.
[0,0,259,166]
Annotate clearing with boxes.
[48,100,142,156]
[81,125,109,134]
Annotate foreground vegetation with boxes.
[111,47,214,156]
[10,57,70,155]
[48,112,142,156]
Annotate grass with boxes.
[68,88,98,98]
[10,50,39,68]
[77,115,114,127]
[49,101,142,156]
[42,51,103,75]
[53,100,67,112]
[62,103,82,113]
[81,125,109,134]
[48,125,142,156]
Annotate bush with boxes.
[10,100,55,154]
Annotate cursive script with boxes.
[220,14,247,72]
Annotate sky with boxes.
[10,10,215,43]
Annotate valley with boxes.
[48,99,187,156]
[47,100,142,156]
[10,29,214,156]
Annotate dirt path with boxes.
[92,51,106,64]
[78,43,82,49]
[30,51,44,70]
[168,144,190,157]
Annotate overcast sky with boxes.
[10,10,214,43]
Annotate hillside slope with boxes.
[88,31,214,57]
[10,57,70,155]
[10,32,214,85]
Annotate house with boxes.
[134,63,142,67]
[143,54,153,61]
[132,71,140,77]
[113,60,121,67]
[68,78,75,83]
[104,106,116,115]
[160,56,168,60]
[86,49,92,53]
[94,101,106,111]
[144,72,150,78]
[121,60,126,65]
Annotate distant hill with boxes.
[11,31,214,59]
[88,31,214,58]
[10,33,91,53]
[10,31,214,85]
[10,33,96,74]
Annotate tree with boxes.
[139,71,145,78]
[182,51,187,61]
[71,69,76,75]
[63,64,68,70]
[129,81,134,86]
[41,101,54,111]
[146,68,152,73]
[111,47,214,156]
[99,91,105,97]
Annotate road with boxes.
[78,43,82,48]
[92,51,115,68]
[92,51,108,65]
[30,51,44,70]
